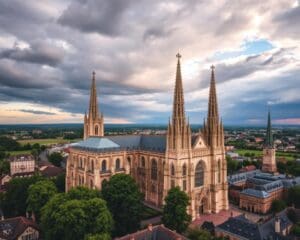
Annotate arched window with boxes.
[141,156,145,167]
[116,158,120,170]
[79,158,82,168]
[151,184,156,193]
[90,179,93,188]
[101,160,107,172]
[127,157,131,165]
[91,160,94,172]
[171,164,175,176]
[95,125,99,135]
[218,160,221,183]
[182,164,187,176]
[151,159,158,180]
[195,161,205,187]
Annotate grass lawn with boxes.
[18,138,81,146]
[141,206,162,220]
[7,150,32,156]
[235,149,298,161]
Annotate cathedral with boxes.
[66,54,229,219]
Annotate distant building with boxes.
[215,210,293,240]
[66,56,229,220]
[116,224,187,240]
[226,152,239,158]
[0,216,39,240]
[228,170,300,214]
[9,155,35,177]
[39,165,64,178]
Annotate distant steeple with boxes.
[208,65,219,119]
[265,111,273,147]
[84,71,104,139]
[88,71,99,120]
[167,53,191,151]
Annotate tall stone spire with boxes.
[84,72,104,139]
[88,71,99,120]
[167,53,191,151]
[262,110,276,172]
[203,65,223,147]
[265,111,273,147]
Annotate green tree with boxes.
[85,233,111,240]
[187,228,212,240]
[1,175,43,217]
[41,187,113,240]
[288,186,300,208]
[0,159,10,175]
[162,187,191,233]
[27,180,57,221]
[52,173,66,192]
[270,199,286,213]
[102,174,143,236]
[48,152,64,167]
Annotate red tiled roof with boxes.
[0,216,38,240]
[40,165,64,178]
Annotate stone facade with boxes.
[10,154,35,177]
[66,54,229,219]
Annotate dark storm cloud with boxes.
[19,109,56,115]
[58,0,133,36]
[0,41,64,66]
[274,5,300,37]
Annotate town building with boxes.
[116,224,187,240]
[9,155,35,177]
[215,210,293,240]
[66,54,229,219]
[0,216,39,240]
[228,113,300,214]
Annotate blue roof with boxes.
[73,137,120,150]
[241,188,269,198]
[72,135,166,152]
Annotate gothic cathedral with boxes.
[66,54,229,219]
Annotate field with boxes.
[235,149,298,161]
[18,138,81,146]
[8,150,32,156]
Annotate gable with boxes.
[192,134,207,149]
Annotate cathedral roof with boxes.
[72,135,167,152]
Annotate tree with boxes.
[27,180,57,221]
[1,175,43,217]
[102,174,143,236]
[48,152,64,167]
[187,228,212,240]
[288,186,300,208]
[270,199,286,213]
[85,233,111,240]
[162,187,191,233]
[41,187,113,240]
[0,159,10,175]
[52,173,66,192]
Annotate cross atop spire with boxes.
[176,53,181,59]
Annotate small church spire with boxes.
[89,71,99,120]
[265,110,273,147]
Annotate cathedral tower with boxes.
[167,53,192,151]
[262,111,276,173]
[83,72,104,139]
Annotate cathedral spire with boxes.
[167,53,191,151]
[266,110,273,147]
[208,65,219,119]
[89,71,99,120]
[172,53,185,126]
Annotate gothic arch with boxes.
[91,160,94,172]
[151,159,158,180]
[218,159,221,183]
[171,163,175,176]
[195,161,205,187]
[141,156,145,167]
[101,160,107,172]
[182,163,187,176]
[95,125,99,135]
[115,158,120,170]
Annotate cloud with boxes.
[18,109,56,115]
[0,41,65,66]
[58,0,133,36]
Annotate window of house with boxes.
[115,158,120,170]
[101,160,107,172]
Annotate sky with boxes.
[0,0,299,125]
